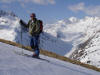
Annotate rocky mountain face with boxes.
[66,17,100,68]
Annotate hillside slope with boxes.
[0,42,100,75]
[64,17,100,68]
[1,10,100,68]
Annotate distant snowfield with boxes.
[43,17,100,56]
[0,42,100,75]
[43,17,100,68]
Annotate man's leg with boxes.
[32,35,40,57]
[30,37,35,50]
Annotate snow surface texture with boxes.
[65,17,100,68]
[0,42,100,75]
[72,32,100,68]
[0,10,31,46]
[1,10,100,68]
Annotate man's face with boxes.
[30,15,35,20]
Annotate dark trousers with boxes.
[30,35,40,56]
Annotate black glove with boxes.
[19,19,27,26]
[20,19,23,25]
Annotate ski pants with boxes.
[30,35,40,56]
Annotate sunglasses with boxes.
[30,16,34,17]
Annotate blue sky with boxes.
[0,0,100,24]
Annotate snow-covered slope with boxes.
[0,10,71,55]
[0,10,86,56]
[43,16,100,68]
[68,31,100,68]
[43,17,100,55]
[0,10,19,41]
[0,42,100,75]
[1,10,100,68]
[0,10,30,46]
[0,10,73,55]
[62,17,100,68]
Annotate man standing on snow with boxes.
[20,13,42,58]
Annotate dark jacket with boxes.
[20,18,41,36]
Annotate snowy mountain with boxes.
[0,10,73,55]
[0,10,30,46]
[0,42,100,75]
[63,17,100,68]
[1,10,100,68]
[43,16,100,68]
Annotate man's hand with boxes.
[20,19,24,25]
[19,19,27,27]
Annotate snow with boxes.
[42,16,100,68]
[1,10,100,68]
[0,42,100,75]
[0,16,20,41]
[0,11,30,46]
[79,33,100,68]
[64,17,100,68]
[42,16,100,56]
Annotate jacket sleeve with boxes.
[27,20,31,28]
[20,19,30,28]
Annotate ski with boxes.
[23,54,50,62]
[13,50,50,62]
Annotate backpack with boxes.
[38,20,43,33]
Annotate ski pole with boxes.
[21,25,24,55]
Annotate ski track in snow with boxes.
[0,42,100,75]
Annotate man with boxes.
[20,13,42,58]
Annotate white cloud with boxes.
[0,0,15,3]
[68,2,85,12]
[21,0,55,5]
[20,2,26,8]
[68,2,100,17]
[0,0,55,5]
[85,6,100,16]
[47,0,55,4]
